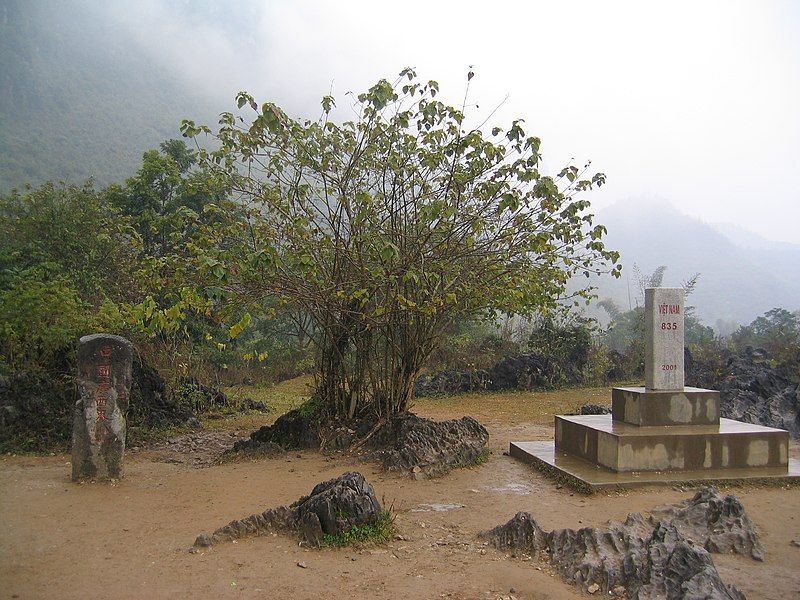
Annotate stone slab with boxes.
[612,386,720,426]
[554,414,788,473]
[645,287,684,391]
[509,440,800,491]
[72,334,133,481]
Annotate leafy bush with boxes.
[732,308,800,365]
[0,368,76,453]
[527,314,594,386]
[426,320,520,373]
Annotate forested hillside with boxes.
[585,198,800,327]
[0,0,217,190]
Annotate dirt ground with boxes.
[2,384,799,600]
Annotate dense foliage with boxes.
[2,58,796,450]
[0,0,217,191]
[181,69,621,420]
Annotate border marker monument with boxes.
[71,334,133,481]
[510,288,799,489]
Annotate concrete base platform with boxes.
[612,386,720,426]
[510,440,800,492]
[555,415,788,472]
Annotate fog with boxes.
[99,1,800,244]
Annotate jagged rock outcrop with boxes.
[230,410,489,478]
[230,407,321,454]
[414,369,491,395]
[128,355,200,428]
[173,377,228,411]
[415,353,552,396]
[481,487,756,599]
[687,347,800,438]
[579,403,611,415]
[194,471,383,548]
[487,353,550,390]
[481,511,550,555]
[368,414,489,478]
[650,486,764,560]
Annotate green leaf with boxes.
[229,312,252,339]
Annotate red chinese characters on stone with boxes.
[96,382,111,422]
[95,355,112,430]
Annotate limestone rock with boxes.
[128,355,200,427]
[194,471,382,548]
[414,369,491,396]
[481,487,755,599]
[293,471,382,538]
[414,353,551,396]
[548,513,653,593]
[487,353,550,391]
[230,407,320,454]
[651,487,764,561]
[480,512,549,555]
[369,414,489,477]
[687,346,800,438]
[634,522,745,600]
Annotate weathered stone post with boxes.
[72,334,133,481]
[644,287,685,391]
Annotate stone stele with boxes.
[72,334,133,481]
[644,287,684,391]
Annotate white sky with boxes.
[111,0,800,243]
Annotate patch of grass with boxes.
[127,422,197,446]
[451,447,492,470]
[412,385,617,425]
[321,510,395,548]
[470,447,491,466]
[224,375,313,416]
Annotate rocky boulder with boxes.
[481,487,756,599]
[229,407,321,454]
[230,409,489,479]
[414,369,491,395]
[194,471,383,548]
[650,487,764,560]
[481,511,550,555]
[128,356,200,428]
[688,347,800,438]
[486,353,550,390]
[415,352,553,396]
[368,413,489,478]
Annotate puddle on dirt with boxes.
[485,482,533,494]
[410,503,466,512]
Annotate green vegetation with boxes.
[0,0,216,191]
[732,308,800,365]
[321,511,395,548]
[181,68,619,423]
[465,448,491,467]
[1,39,797,455]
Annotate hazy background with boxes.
[1,0,798,324]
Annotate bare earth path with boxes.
[2,385,799,599]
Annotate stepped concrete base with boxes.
[612,386,719,426]
[555,415,788,472]
[509,440,800,492]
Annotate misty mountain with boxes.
[0,0,221,190]
[585,198,800,328]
